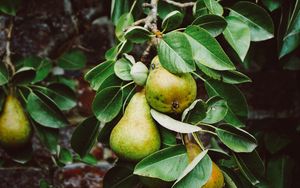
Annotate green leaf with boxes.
[110,0,131,25]
[124,26,151,43]
[115,13,134,41]
[264,132,291,154]
[267,155,294,188]
[158,32,195,74]
[157,1,180,19]
[98,74,123,91]
[160,127,177,148]
[223,16,251,61]
[182,99,207,124]
[262,0,283,11]
[85,61,115,91]
[278,0,300,58]
[12,67,36,85]
[197,64,251,84]
[104,166,140,188]
[193,0,209,18]
[0,0,21,16]
[221,168,240,188]
[151,109,202,133]
[78,153,98,165]
[192,14,227,37]
[173,150,212,188]
[0,63,9,86]
[27,91,68,128]
[203,0,223,16]
[236,150,265,179]
[185,26,235,71]
[134,145,189,181]
[52,76,77,91]
[92,86,123,123]
[216,124,257,153]
[230,1,274,41]
[105,46,119,61]
[35,123,59,154]
[58,50,86,70]
[201,96,228,124]
[204,79,248,126]
[71,116,100,157]
[114,58,133,81]
[162,10,184,32]
[39,179,50,188]
[21,56,52,83]
[58,147,73,165]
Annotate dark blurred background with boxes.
[0,0,299,187]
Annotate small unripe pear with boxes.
[0,95,32,148]
[130,61,149,86]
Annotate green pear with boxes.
[109,90,161,161]
[0,95,32,148]
[145,56,197,114]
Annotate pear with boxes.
[145,56,197,114]
[109,90,161,161]
[0,95,32,148]
[186,143,224,188]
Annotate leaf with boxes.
[160,127,177,148]
[22,56,52,83]
[105,46,119,61]
[278,0,300,58]
[221,168,240,188]
[12,67,36,85]
[151,109,202,133]
[264,132,291,154]
[162,10,184,32]
[0,0,21,16]
[110,0,131,25]
[92,86,123,123]
[134,145,189,181]
[267,155,294,188]
[58,50,86,70]
[115,13,134,41]
[203,0,223,16]
[98,74,123,91]
[204,79,248,126]
[104,166,140,188]
[192,14,227,37]
[35,123,59,154]
[223,16,251,61]
[158,32,195,74]
[39,179,50,188]
[58,147,73,165]
[201,96,228,124]
[172,150,212,188]
[197,64,251,84]
[124,26,151,43]
[27,91,68,128]
[77,153,98,165]
[0,63,9,86]
[262,0,283,12]
[216,124,257,153]
[85,61,115,91]
[233,152,261,186]
[185,25,235,71]
[229,1,274,41]
[182,99,207,124]
[193,0,209,18]
[114,58,133,81]
[71,116,100,157]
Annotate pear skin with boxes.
[109,90,161,161]
[0,95,32,148]
[145,56,197,114]
[186,143,224,188]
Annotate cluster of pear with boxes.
[0,94,32,149]
[109,56,224,187]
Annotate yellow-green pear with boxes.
[109,90,161,161]
[145,56,197,114]
[0,95,32,148]
[186,143,224,188]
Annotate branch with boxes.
[3,19,15,75]
[144,0,159,33]
[162,0,195,8]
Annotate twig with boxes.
[144,0,159,33]
[3,19,15,75]
[162,0,195,8]
[140,41,154,63]
[133,18,147,26]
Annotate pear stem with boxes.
[3,19,16,76]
